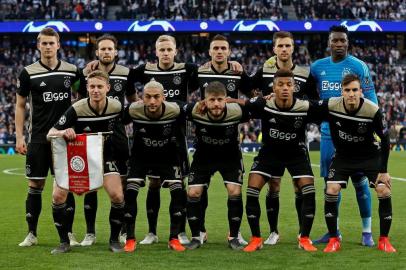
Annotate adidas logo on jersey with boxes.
[320,71,326,76]
[83,126,91,132]
[336,121,341,127]
[269,118,276,123]
[139,128,146,133]
[40,81,47,87]
[203,82,209,88]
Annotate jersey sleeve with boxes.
[303,73,319,100]
[373,110,390,172]
[77,69,88,98]
[240,104,251,123]
[357,61,378,104]
[186,63,199,93]
[16,68,30,97]
[239,71,254,98]
[122,104,133,125]
[126,70,136,97]
[308,99,329,124]
[244,96,266,118]
[130,64,146,84]
[250,68,263,93]
[53,106,77,130]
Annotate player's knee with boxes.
[326,184,340,195]
[269,179,281,192]
[29,179,45,189]
[188,187,203,198]
[110,191,124,204]
[148,179,161,189]
[52,189,67,204]
[375,185,391,197]
[226,184,241,197]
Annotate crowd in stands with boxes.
[0,0,108,20]
[116,0,285,21]
[2,0,405,21]
[0,36,404,145]
[293,0,406,20]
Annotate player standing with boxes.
[16,28,80,247]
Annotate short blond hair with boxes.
[144,80,164,93]
[155,35,176,48]
[87,70,109,83]
[37,27,60,43]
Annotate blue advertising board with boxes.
[0,20,404,33]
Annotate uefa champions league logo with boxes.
[128,21,175,32]
[22,21,70,32]
[233,20,280,32]
[340,21,383,32]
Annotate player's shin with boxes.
[187,195,201,238]
[109,201,125,243]
[228,194,243,238]
[200,187,208,232]
[26,186,43,236]
[324,193,339,237]
[300,184,316,237]
[378,193,392,237]
[246,187,261,237]
[266,190,279,234]
[52,202,69,244]
[65,192,75,233]
[169,183,184,240]
[84,191,98,234]
[124,182,140,240]
[352,176,372,232]
[146,186,160,235]
[295,191,303,232]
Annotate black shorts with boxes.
[176,134,190,177]
[249,146,313,181]
[26,143,53,180]
[104,159,120,176]
[116,159,128,177]
[127,160,182,188]
[188,152,244,187]
[327,155,380,188]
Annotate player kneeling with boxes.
[47,70,125,254]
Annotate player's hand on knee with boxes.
[63,128,76,141]
[376,173,391,189]
[16,138,27,155]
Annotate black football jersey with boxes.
[79,63,136,106]
[131,62,198,102]
[123,101,185,163]
[251,56,318,99]
[246,96,312,151]
[17,60,80,143]
[314,97,389,171]
[185,102,249,154]
[54,97,122,158]
[197,64,252,99]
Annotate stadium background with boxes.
[0,1,405,269]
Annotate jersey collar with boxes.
[211,63,231,74]
[39,59,61,71]
[157,62,175,71]
[274,97,297,111]
[275,59,295,71]
[87,97,109,116]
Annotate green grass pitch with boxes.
[0,151,405,270]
